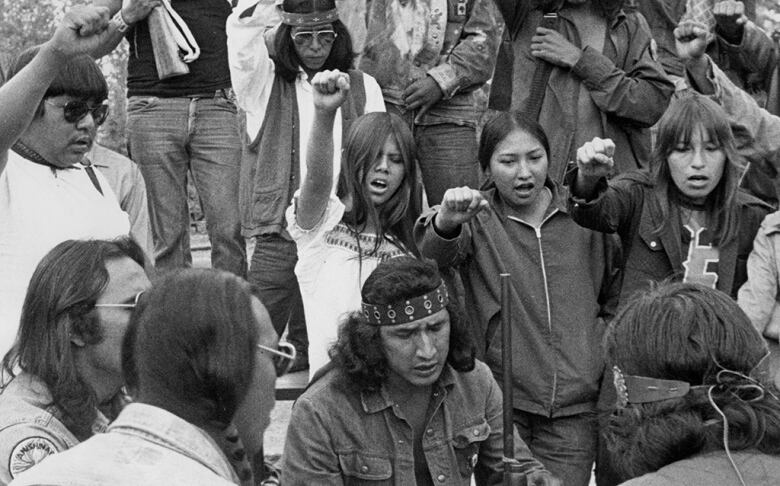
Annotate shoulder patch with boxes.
[8,436,58,479]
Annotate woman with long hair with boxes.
[286,70,422,374]
[570,93,770,302]
[604,282,780,485]
[226,0,386,366]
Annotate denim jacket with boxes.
[10,403,239,486]
[282,361,545,485]
[0,373,107,485]
[359,0,503,126]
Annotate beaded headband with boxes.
[361,282,449,326]
[280,9,339,26]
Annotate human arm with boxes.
[0,5,112,176]
[226,0,279,116]
[90,0,161,58]
[571,137,615,200]
[295,70,350,230]
[281,397,345,486]
[738,213,780,340]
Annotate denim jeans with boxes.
[127,92,246,277]
[513,409,597,486]
[248,234,307,349]
[386,104,479,205]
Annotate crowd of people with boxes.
[0,0,779,484]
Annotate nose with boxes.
[75,112,96,130]
[689,148,706,169]
[516,160,532,179]
[309,33,322,50]
[415,331,437,360]
[374,154,389,172]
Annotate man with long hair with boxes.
[282,257,558,485]
[0,238,149,483]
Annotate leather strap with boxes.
[524,12,559,121]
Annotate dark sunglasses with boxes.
[45,99,109,126]
[257,342,297,376]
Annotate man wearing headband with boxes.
[0,8,132,357]
[282,257,558,485]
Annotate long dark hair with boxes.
[478,111,550,172]
[329,257,475,391]
[2,238,145,441]
[651,93,742,245]
[272,20,354,82]
[604,282,780,480]
[336,112,422,257]
[122,268,260,430]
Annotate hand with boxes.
[403,76,443,117]
[436,187,489,234]
[530,27,582,68]
[311,69,350,113]
[576,137,615,179]
[674,20,710,60]
[713,1,746,41]
[121,0,163,24]
[44,5,112,59]
[526,470,562,486]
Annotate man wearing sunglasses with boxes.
[0,237,150,483]
[0,6,133,358]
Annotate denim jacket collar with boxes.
[360,364,457,414]
[108,403,238,482]
[556,3,626,29]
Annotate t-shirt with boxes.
[0,151,130,355]
[681,209,720,288]
[286,194,407,375]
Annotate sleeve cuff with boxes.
[427,64,460,99]
[570,46,614,85]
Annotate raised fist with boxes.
[311,70,350,113]
[435,186,489,234]
[576,137,615,180]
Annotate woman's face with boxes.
[486,128,548,210]
[365,135,406,207]
[667,126,726,203]
[291,24,336,71]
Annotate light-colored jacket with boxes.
[739,211,780,340]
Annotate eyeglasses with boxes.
[94,291,145,309]
[257,342,297,376]
[45,99,109,126]
[290,29,338,47]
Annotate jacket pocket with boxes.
[338,452,392,484]
[638,230,664,253]
[451,419,490,477]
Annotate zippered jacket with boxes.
[415,181,621,417]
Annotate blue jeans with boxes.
[127,91,246,277]
[248,234,307,349]
[513,409,597,486]
[386,104,479,205]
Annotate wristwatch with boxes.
[110,10,130,33]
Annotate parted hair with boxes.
[478,111,550,172]
[8,45,108,106]
[604,282,780,480]
[329,257,475,391]
[121,269,260,430]
[2,238,145,441]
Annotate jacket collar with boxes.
[108,403,239,482]
[762,211,780,235]
[360,364,456,414]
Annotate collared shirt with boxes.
[0,149,129,358]
[282,361,545,485]
[0,373,108,484]
[10,403,238,486]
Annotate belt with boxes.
[183,88,233,99]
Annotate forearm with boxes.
[296,110,337,229]
[90,0,128,57]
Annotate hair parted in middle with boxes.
[336,112,423,257]
[121,268,260,430]
[478,110,550,172]
[603,282,780,481]
[2,237,145,441]
[329,257,475,390]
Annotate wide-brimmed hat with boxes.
[280,0,339,27]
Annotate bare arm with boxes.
[295,70,350,230]
[0,5,113,176]
[90,0,161,58]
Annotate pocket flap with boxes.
[338,452,392,480]
[452,419,490,448]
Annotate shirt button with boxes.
[426,428,434,436]
[361,466,369,473]
[433,391,439,397]
[473,429,480,436]
[650,241,657,248]
[414,61,421,67]
[437,474,446,482]
[432,33,439,39]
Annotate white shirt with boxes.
[226,0,386,192]
[0,151,130,355]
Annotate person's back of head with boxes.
[3,237,146,440]
[122,268,263,431]
[604,282,780,480]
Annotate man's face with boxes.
[24,95,102,168]
[232,297,278,455]
[380,309,451,388]
[85,256,150,400]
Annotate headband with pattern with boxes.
[280,9,339,26]
[362,282,449,326]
